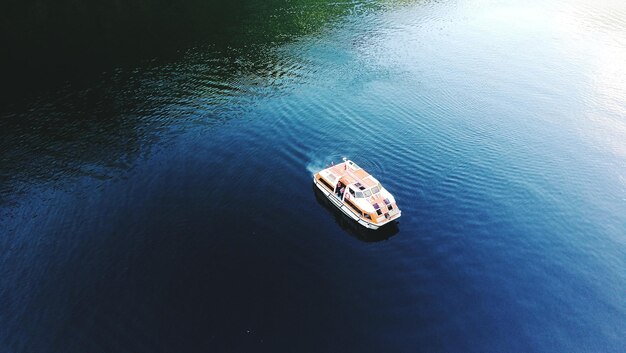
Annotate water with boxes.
[1,0,626,352]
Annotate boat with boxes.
[313,158,401,229]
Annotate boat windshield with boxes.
[356,191,364,198]
[363,190,372,197]
[371,186,380,194]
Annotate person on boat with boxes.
[336,182,343,198]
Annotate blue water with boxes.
[1,0,625,352]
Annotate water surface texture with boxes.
[1,0,626,352]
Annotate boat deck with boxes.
[326,162,378,188]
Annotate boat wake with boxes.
[306,155,344,176]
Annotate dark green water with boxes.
[0,0,360,98]
[1,0,625,352]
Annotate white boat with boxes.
[313,159,401,229]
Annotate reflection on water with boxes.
[1,0,626,352]
[0,0,379,101]
[0,0,383,204]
